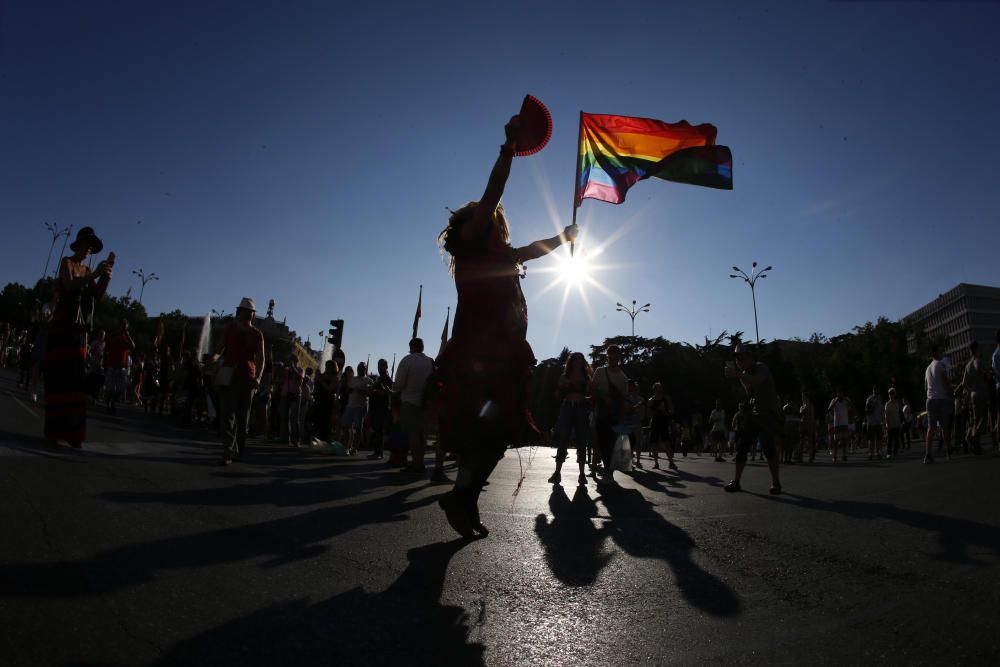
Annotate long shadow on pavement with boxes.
[765,492,1000,565]
[0,485,442,598]
[150,539,484,667]
[534,485,612,586]
[600,486,741,616]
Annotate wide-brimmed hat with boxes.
[69,227,103,253]
[237,297,256,312]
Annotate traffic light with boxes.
[327,319,344,348]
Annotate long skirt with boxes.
[44,327,89,444]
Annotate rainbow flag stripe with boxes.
[576,113,731,206]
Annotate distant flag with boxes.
[438,306,450,357]
[574,113,732,209]
[411,285,422,340]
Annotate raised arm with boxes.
[461,117,519,242]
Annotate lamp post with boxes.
[132,269,159,305]
[616,299,650,337]
[729,262,772,344]
[211,308,227,319]
[41,222,71,283]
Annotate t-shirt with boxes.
[104,334,133,369]
[347,375,373,408]
[593,366,629,420]
[392,352,434,406]
[865,395,884,425]
[829,398,851,428]
[963,357,987,395]
[925,359,951,400]
[884,398,902,428]
[744,363,778,415]
[709,408,727,433]
[221,322,265,381]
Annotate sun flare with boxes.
[555,253,591,286]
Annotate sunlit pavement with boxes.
[1,370,998,666]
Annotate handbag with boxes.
[612,434,633,472]
[214,365,234,387]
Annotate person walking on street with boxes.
[958,340,988,455]
[549,351,592,486]
[104,320,134,414]
[211,298,265,466]
[367,358,393,460]
[647,382,676,470]
[924,342,953,464]
[43,227,113,449]
[313,360,339,444]
[723,344,782,494]
[279,355,304,447]
[827,390,853,462]
[592,345,629,486]
[865,387,885,460]
[799,393,816,463]
[432,112,578,538]
[709,400,727,462]
[884,387,903,459]
[393,338,434,473]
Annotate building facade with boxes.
[903,283,1000,364]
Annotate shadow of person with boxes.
[768,492,1000,565]
[0,485,441,598]
[534,484,613,586]
[628,468,690,498]
[599,486,740,617]
[152,539,485,667]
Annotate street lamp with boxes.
[615,299,651,337]
[729,261,772,344]
[41,222,71,282]
[211,308,227,319]
[132,268,159,305]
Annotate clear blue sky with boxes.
[3,0,999,365]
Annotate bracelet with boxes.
[499,144,515,157]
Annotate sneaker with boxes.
[652,460,660,469]
[634,459,643,469]
[923,454,934,464]
[548,471,562,484]
[668,461,678,471]
[723,480,741,493]
[769,484,782,495]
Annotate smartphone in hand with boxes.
[106,251,116,266]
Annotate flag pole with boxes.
[570,111,583,256]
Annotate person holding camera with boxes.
[44,227,113,449]
[723,344,782,494]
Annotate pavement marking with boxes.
[3,390,39,417]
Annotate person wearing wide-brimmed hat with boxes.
[44,226,114,448]
[209,297,265,465]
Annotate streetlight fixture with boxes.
[132,268,159,305]
[729,261,772,344]
[615,299,651,337]
[211,308,227,319]
[41,221,71,283]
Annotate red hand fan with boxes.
[514,95,552,157]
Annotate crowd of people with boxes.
[4,112,1000,540]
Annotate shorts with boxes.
[400,402,424,434]
[926,398,953,429]
[342,405,367,430]
[104,367,128,396]
[735,413,779,463]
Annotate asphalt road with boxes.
[1,369,998,666]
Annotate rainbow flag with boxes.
[575,113,732,206]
